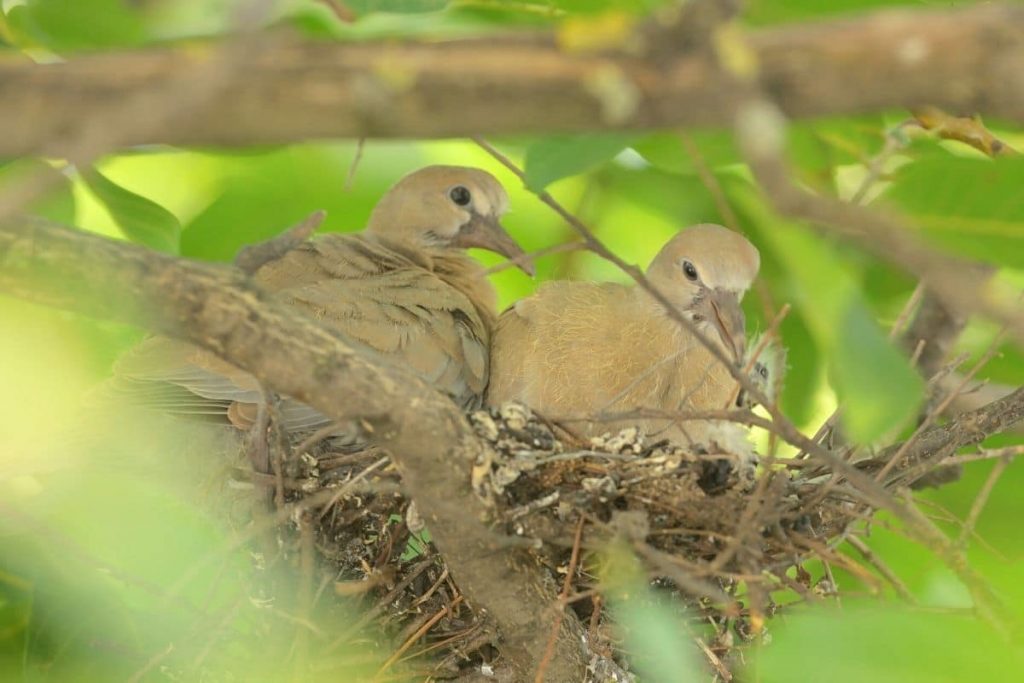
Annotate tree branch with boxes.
[858,386,1024,487]
[0,218,585,681]
[1,3,1023,157]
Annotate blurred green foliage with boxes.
[1,0,1023,681]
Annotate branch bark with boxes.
[1,3,1023,157]
[0,218,586,681]
[859,386,1024,486]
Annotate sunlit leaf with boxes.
[523,133,634,191]
[81,168,182,254]
[881,156,1024,268]
[752,603,1024,683]
[744,0,976,26]
[8,0,144,50]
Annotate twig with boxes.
[127,643,175,683]
[939,446,1024,467]
[344,138,366,191]
[233,210,325,274]
[317,0,357,23]
[846,535,916,604]
[957,454,1012,548]
[534,516,585,683]
[376,596,465,678]
[482,239,585,276]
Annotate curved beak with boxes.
[453,213,535,277]
[703,288,746,363]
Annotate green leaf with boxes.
[633,130,741,174]
[734,187,923,442]
[752,603,1024,683]
[882,156,1024,269]
[9,0,144,51]
[600,540,703,683]
[523,133,634,191]
[81,168,182,254]
[744,0,973,26]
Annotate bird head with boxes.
[366,165,534,275]
[646,224,760,362]
[735,334,788,408]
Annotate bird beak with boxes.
[455,213,535,276]
[704,288,746,363]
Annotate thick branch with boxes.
[860,386,1024,486]
[2,4,1024,156]
[0,219,585,681]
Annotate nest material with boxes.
[261,402,860,681]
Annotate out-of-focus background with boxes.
[2,1,1023,681]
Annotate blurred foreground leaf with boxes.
[752,603,1024,683]
[734,186,923,442]
[5,0,144,51]
[882,156,1024,269]
[600,540,703,682]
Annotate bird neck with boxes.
[369,235,498,324]
[427,248,499,326]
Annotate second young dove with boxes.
[487,224,760,448]
[113,165,531,435]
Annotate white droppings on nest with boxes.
[498,401,531,431]
[581,475,618,497]
[493,464,524,491]
[405,499,425,534]
[472,410,500,442]
[590,426,644,454]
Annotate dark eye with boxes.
[449,186,472,206]
[758,364,769,379]
[682,260,699,281]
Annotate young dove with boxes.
[113,165,532,434]
[487,224,759,449]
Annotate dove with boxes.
[735,334,787,410]
[112,165,532,435]
[487,224,759,448]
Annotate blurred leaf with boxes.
[7,0,144,51]
[882,156,1024,269]
[523,133,634,191]
[81,168,182,254]
[776,311,821,425]
[180,144,372,261]
[0,158,75,223]
[734,187,922,442]
[744,0,980,26]
[351,0,447,12]
[600,540,703,683]
[549,0,675,14]
[752,603,1024,683]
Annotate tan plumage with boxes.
[487,224,760,447]
[114,165,530,433]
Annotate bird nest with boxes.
[242,398,896,682]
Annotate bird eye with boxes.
[758,364,769,379]
[449,186,472,207]
[682,260,699,281]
